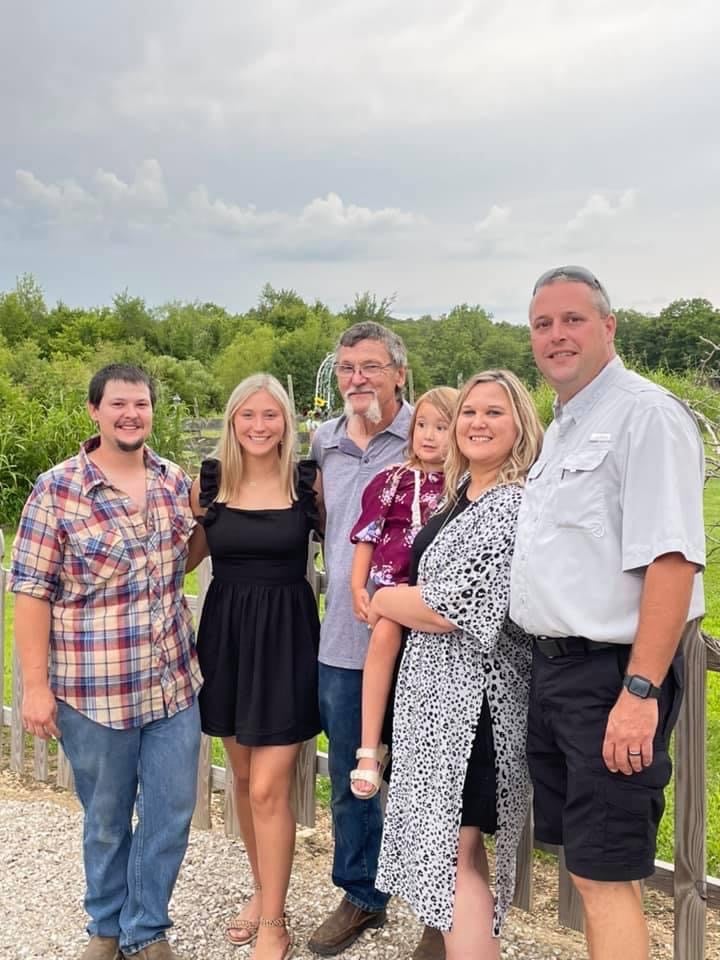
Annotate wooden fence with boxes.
[1,529,719,960]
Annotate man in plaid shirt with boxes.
[10,364,203,960]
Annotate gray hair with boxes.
[335,321,407,368]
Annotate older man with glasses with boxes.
[510,267,705,960]
[308,322,444,960]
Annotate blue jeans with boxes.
[318,663,389,913]
[56,700,201,954]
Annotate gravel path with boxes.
[2,770,714,960]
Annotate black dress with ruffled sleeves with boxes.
[196,458,322,745]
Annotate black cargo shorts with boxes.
[527,642,683,881]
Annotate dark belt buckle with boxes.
[537,637,565,658]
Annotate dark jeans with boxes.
[318,662,390,912]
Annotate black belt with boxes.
[535,636,619,658]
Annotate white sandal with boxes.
[349,745,389,799]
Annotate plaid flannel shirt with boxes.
[10,437,202,729]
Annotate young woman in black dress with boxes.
[191,373,323,960]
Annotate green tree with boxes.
[213,324,277,397]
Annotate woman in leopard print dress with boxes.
[369,370,543,958]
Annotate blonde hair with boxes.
[215,373,297,503]
[443,369,543,505]
[405,386,459,469]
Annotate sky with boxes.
[1,0,719,324]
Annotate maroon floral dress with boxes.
[349,465,444,587]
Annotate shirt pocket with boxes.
[555,448,609,536]
[69,529,133,582]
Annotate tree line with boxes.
[1,274,718,526]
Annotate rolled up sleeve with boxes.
[621,400,706,574]
[9,485,62,601]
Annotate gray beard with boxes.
[344,394,382,425]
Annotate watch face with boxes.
[627,675,651,698]
[630,677,650,697]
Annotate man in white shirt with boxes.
[510,266,705,960]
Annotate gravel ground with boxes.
[1,770,717,960]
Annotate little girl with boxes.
[349,386,458,798]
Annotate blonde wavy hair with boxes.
[443,369,543,505]
[215,373,297,503]
[405,386,458,469]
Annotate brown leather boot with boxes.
[78,937,121,960]
[125,940,186,960]
[307,897,387,956]
[412,924,446,960]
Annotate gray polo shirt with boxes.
[312,401,413,669]
[510,357,705,643]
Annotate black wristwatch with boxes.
[623,674,662,700]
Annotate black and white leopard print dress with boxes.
[376,482,532,936]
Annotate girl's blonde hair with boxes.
[215,373,297,503]
[443,369,543,505]
[405,386,459,469]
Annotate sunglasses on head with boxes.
[532,265,610,305]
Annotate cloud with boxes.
[94,158,168,212]
[12,159,169,232]
[474,205,511,232]
[14,170,96,222]
[5,160,425,259]
[566,189,637,232]
[104,1,720,148]
[300,192,422,231]
[182,185,283,234]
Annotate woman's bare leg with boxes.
[249,743,302,959]
[223,738,262,943]
[443,827,499,960]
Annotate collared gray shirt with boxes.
[510,358,705,643]
[312,401,413,669]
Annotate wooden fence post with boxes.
[10,647,24,774]
[558,846,584,932]
[56,744,75,791]
[192,558,213,829]
[287,375,296,418]
[674,621,706,960]
[223,754,242,838]
[0,530,5,759]
[513,806,534,911]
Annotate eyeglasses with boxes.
[333,362,395,379]
[532,265,610,304]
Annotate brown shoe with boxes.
[412,924,446,960]
[126,940,185,960]
[79,937,121,960]
[307,897,387,956]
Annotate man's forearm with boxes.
[14,595,52,690]
[627,552,697,684]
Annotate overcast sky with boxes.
[1,1,718,323]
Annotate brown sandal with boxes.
[226,883,262,946]
[257,916,294,960]
[227,915,259,946]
